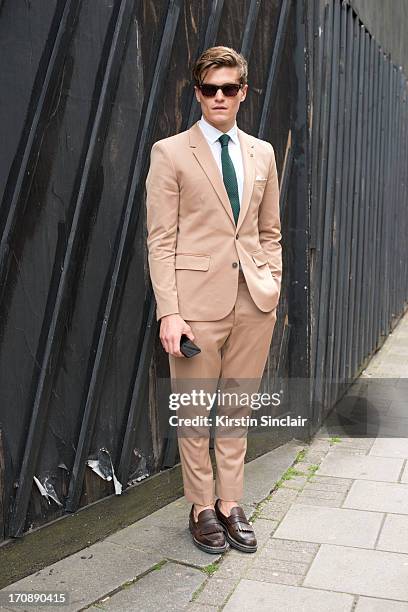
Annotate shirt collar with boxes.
[198,114,239,145]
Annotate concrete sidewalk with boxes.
[1,310,407,611]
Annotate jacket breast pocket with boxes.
[175,253,211,271]
[253,180,267,200]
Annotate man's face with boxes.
[194,66,248,129]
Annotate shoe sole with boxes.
[191,535,228,554]
[220,524,257,553]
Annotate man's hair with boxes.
[193,46,248,86]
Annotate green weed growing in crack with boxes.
[330,436,342,445]
[307,465,319,480]
[191,580,207,601]
[274,465,307,489]
[250,503,265,522]
[151,559,167,571]
[120,560,167,590]
[202,562,220,576]
[295,449,307,462]
[250,446,309,521]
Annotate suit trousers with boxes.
[168,269,277,505]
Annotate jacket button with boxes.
[232,262,238,268]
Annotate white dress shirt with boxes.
[198,114,244,205]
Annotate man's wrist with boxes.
[160,312,180,320]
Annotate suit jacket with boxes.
[145,120,282,322]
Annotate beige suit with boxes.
[145,120,282,505]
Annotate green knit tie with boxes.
[218,134,240,225]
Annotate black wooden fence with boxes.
[0,0,407,546]
[309,0,408,429]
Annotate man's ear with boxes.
[240,84,248,102]
[194,85,201,103]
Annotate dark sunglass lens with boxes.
[199,83,241,97]
[200,84,218,97]
[223,85,240,96]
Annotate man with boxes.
[145,46,282,554]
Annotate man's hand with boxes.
[160,314,195,358]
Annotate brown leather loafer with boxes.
[189,505,228,554]
[214,498,257,553]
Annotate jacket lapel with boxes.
[236,126,255,232]
[188,121,255,230]
[189,121,234,225]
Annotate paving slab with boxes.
[304,544,408,600]
[185,604,219,612]
[324,438,375,450]
[376,514,408,554]
[241,440,305,507]
[297,488,348,501]
[401,463,408,484]
[213,548,255,580]
[254,504,287,521]
[138,497,191,527]
[193,575,239,607]
[325,448,370,456]
[254,538,319,565]
[251,555,308,576]
[244,567,304,586]
[242,539,319,588]
[223,580,354,611]
[279,475,309,490]
[369,438,408,459]
[88,561,204,611]
[343,480,408,514]
[295,495,346,508]
[387,401,408,419]
[355,596,408,611]
[306,475,353,492]
[317,453,403,482]
[0,541,162,612]
[256,488,299,520]
[273,504,383,548]
[106,518,225,567]
[377,419,408,438]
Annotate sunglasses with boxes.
[198,82,243,97]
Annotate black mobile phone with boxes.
[180,334,201,358]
